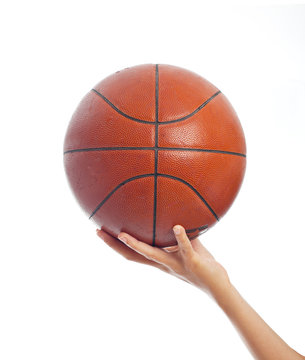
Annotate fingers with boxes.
[97,230,175,274]
[118,232,172,267]
[173,225,194,257]
[97,229,134,257]
[98,225,196,267]
[162,244,179,253]
[96,229,151,264]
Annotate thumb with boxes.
[173,225,194,257]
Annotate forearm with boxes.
[213,282,305,360]
[104,226,304,360]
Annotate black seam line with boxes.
[91,89,154,124]
[161,148,246,157]
[189,233,203,240]
[158,90,221,124]
[89,173,219,221]
[64,146,246,157]
[64,147,155,154]
[160,174,219,220]
[185,224,209,233]
[89,174,155,219]
[152,64,159,247]
[91,88,221,125]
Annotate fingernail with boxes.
[173,226,181,235]
[96,229,103,238]
[118,235,127,243]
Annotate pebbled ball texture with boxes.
[63,64,246,247]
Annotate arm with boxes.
[96,225,305,360]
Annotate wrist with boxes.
[212,278,244,315]
[212,278,235,308]
[205,267,235,308]
[196,263,233,305]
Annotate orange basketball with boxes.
[63,64,246,247]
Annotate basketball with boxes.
[63,64,246,247]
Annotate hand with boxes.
[96,227,305,360]
[96,225,231,302]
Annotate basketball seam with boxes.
[91,89,153,124]
[69,68,243,241]
[160,174,219,221]
[185,224,209,233]
[64,146,246,157]
[91,89,221,125]
[88,173,219,221]
[159,90,221,124]
[89,174,155,219]
[152,64,159,246]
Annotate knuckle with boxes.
[181,246,190,254]
[183,253,198,270]
[181,246,193,258]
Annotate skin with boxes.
[96,225,305,360]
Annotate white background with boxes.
[1,1,304,359]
